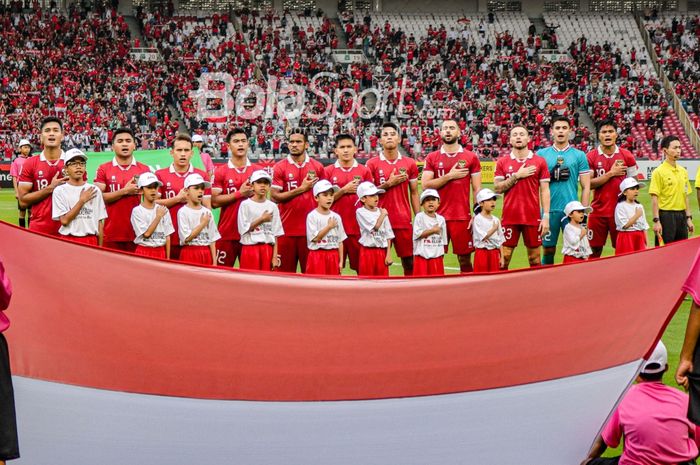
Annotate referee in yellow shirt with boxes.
[649,135,694,245]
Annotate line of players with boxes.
[14,115,661,275]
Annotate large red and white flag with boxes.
[1,221,697,465]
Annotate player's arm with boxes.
[651,194,662,234]
[270,176,316,203]
[98,220,104,247]
[209,242,217,266]
[338,241,344,270]
[384,239,393,266]
[471,172,482,201]
[59,187,98,226]
[409,179,420,216]
[165,235,171,259]
[579,171,591,207]
[183,212,211,244]
[685,178,694,234]
[96,178,139,204]
[247,210,273,233]
[580,435,607,465]
[696,186,700,211]
[157,188,187,207]
[377,168,407,190]
[18,172,67,208]
[311,217,338,243]
[421,165,469,190]
[677,301,700,390]
[212,183,251,208]
[374,208,389,231]
[144,206,168,238]
[539,181,551,235]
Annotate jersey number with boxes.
[286,181,298,190]
[595,168,606,177]
[109,184,122,192]
[502,227,513,240]
[37,179,49,190]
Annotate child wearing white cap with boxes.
[306,180,347,275]
[562,200,593,263]
[130,172,175,259]
[614,177,649,255]
[238,170,284,271]
[472,188,505,272]
[177,173,220,266]
[356,181,395,276]
[10,139,32,228]
[412,189,447,276]
[51,149,108,246]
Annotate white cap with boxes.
[312,179,339,196]
[18,139,31,148]
[420,188,440,203]
[183,173,211,189]
[192,134,204,143]
[356,181,385,200]
[563,200,593,217]
[619,177,645,193]
[249,170,272,183]
[476,188,500,204]
[137,172,162,188]
[64,148,87,164]
[641,340,668,374]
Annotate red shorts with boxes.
[413,256,444,276]
[343,235,361,271]
[62,235,98,246]
[179,245,212,266]
[588,215,618,248]
[170,245,183,261]
[502,224,541,249]
[359,247,389,277]
[445,220,474,255]
[240,243,274,271]
[134,245,166,259]
[391,228,413,259]
[473,248,501,273]
[563,255,586,264]
[306,249,341,275]
[103,241,137,253]
[276,236,308,273]
[216,239,242,267]
[615,230,647,255]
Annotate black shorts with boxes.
[657,210,688,245]
[0,333,19,460]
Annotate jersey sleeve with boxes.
[470,155,482,175]
[624,152,638,175]
[212,166,225,194]
[18,158,34,184]
[208,211,221,243]
[614,203,630,229]
[439,216,448,245]
[356,208,374,234]
[155,171,167,198]
[471,214,487,242]
[494,158,505,180]
[315,161,327,180]
[306,212,320,243]
[162,212,175,236]
[577,152,591,175]
[696,167,700,189]
[648,169,661,196]
[563,224,581,250]
[272,163,284,191]
[96,192,108,221]
[538,158,551,182]
[51,187,71,220]
[384,215,395,240]
[362,166,373,182]
[423,153,435,174]
[9,160,19,178]
[238,201,252,237]
[336,213,348,242]
[685,171,692,195]
[600,408,622,448]
[94,164,107,185]
[586,151,596,170]
[408,159,419,181]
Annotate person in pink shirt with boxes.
[676,249,700,423]
[583,340,700,465]
[10,139,32,228]
[192,134,216,179]
[0,259,19,464]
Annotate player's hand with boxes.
[328,217,338,229]
[499,254,505,269]
[176,188,188,202]
[79,186,98,204]
[385,255,393,266]
[688,218,695,235]
[388,168,408,186]
[49,171,68,191]
[653,221,662,235]
[608,161,627,177]
[122,177,139,196]
[199,211,211,225]
[342,179,359,194]
[300,175,318,191]
[155,205,168,218]
[676,358,693,390]
[539,218,550,235]
[260,210,273,223]
[239,181,254,197]
[448,163,469,180]
[515,163,536,180]
[380,208,389,216]
[272,254,281,270]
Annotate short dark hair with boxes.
[226,127,248,143]
[510,124,529,135]
[112,127,135,143]
[288,127,307,142]
[40,116,63,132]
[660,135,679,150]
[595,119,617,134]
[638,370,665,382]
[335,134,355,146]
[551,116,571,127]
[381,122,402,137]
[172,133,193,148]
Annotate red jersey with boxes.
[18,151,65,235]
[587,146,638,217]
[423,146,481,220]
[212,159,259,240]
[366,154,419,230]
[272,155,326,236]
[155,164,211,247]
[494,152,550,226]
[324,160,373,235]
[94,158,151,242]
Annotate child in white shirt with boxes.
[412,189,447,276]
[472,188,505,272]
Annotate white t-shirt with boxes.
[52,182,108,237]
[131,204,175,247]
[238,198,284,245]
[615,201,649,232]
[177,205,221,246]
[356,207,395,248]
[562,223,592,259]
[306,209,347,251]
[472,213,505,250]
[412,212,447,259]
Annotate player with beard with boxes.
[587,120,638,257]
[94,128,151,253]
[324,134,373,273]
[211,128,260,268]
[537,116,590,265]
[155,134,211,261]
[366,122,420,276]
[17,117,67,236]
[494,125,551,269]
[271,128,326,273]
[422,119,481,273]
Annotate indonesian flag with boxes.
[1,221,698,465]
[550,90,573,111]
